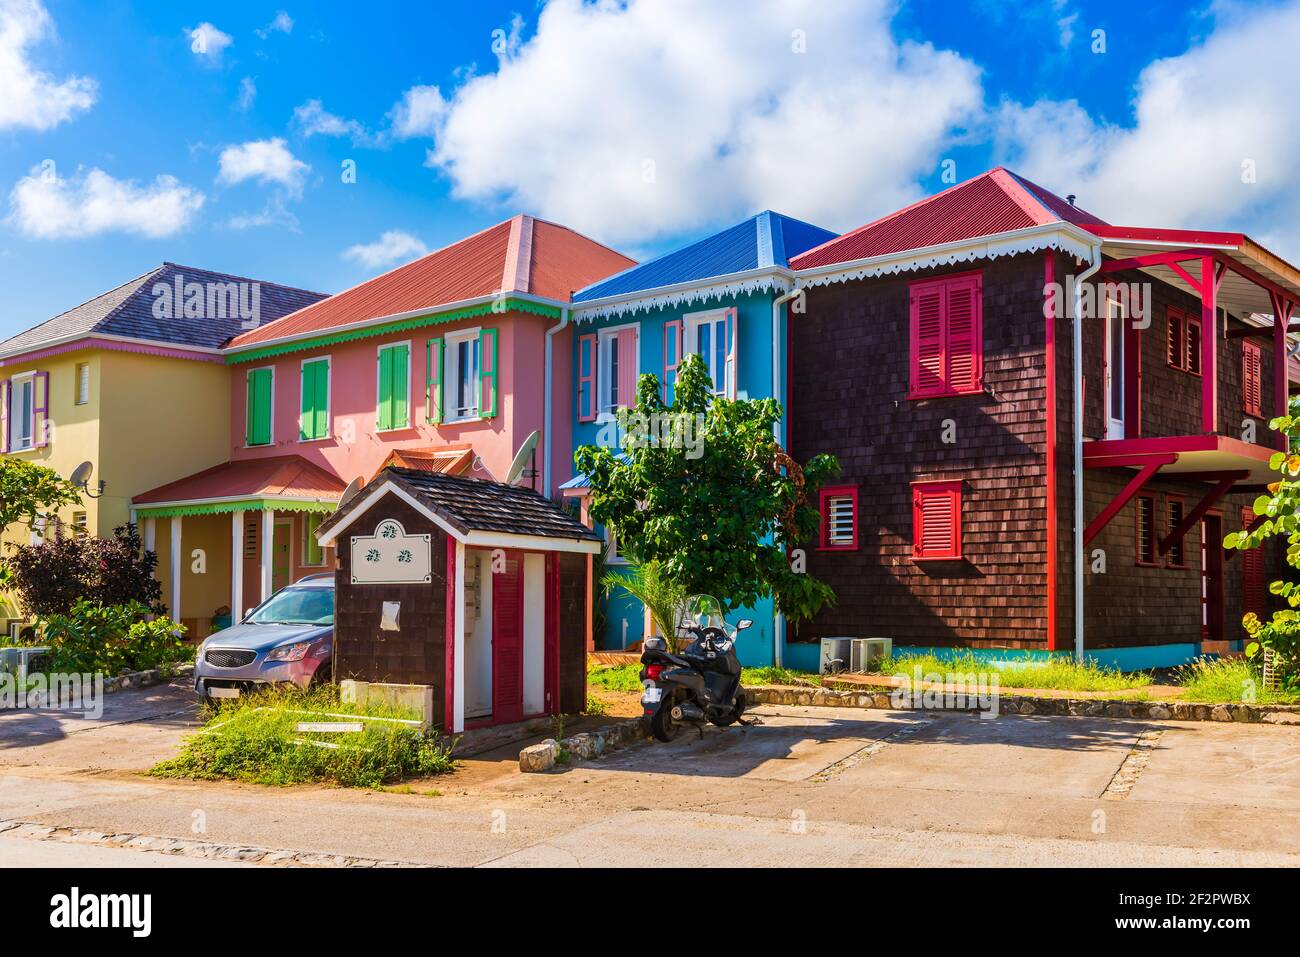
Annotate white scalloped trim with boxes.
[574,274,792,321]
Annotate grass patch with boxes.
[586,662,643,693]
[150,686,455,788]
[584,695,609,716]
[740,665,821,687]
[870,652,1150,693]
[1174,657,1300,705]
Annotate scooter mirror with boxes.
[737,619,753,630]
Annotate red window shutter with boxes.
[616,328,638,407]
[1243,341,1262,416]
[1167,310,1183,369]
[911,480,961,560]
[577,333,597,422]
[944,276,981,393]
[910,286,945,397]
[1186,317,1202,375]
[663,319,683,404]
[1242,508,1266,624]
[1135,495,1156,565]
[1166,497,1185,567]
[819,485,859,550]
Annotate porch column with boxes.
[231,510,245,621]
[1201,256,1218,434]
[169,516,182,621]
[260,508,275,603]
[143,517,156,554]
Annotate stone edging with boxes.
[747,685,1300,725]
[5,663,193,709]
[0,818,411,868]
[519,717,647,772]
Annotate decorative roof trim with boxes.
[572,267,794,321]
[226,295,563,363]
[133,496,338,518]
[796,224,1099,289]
[0,332,225,366]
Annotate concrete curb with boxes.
[746,685,1300,725]
[3,663,193,709]
[519,717,647,772]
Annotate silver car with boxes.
[194,574,334,702]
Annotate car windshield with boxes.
[246,587,334,626]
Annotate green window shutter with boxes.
[300,359,329,440]
[426,338,444,424]
[246,368,273,446]
[304,513,323,565]
[377,346,394,430]
[392,344,409,428]
[479,328,498,418]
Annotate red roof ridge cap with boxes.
[987,168,1059,227]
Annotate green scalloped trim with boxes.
[225,298,562,364]
[134,498,337,518]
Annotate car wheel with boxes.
[310,660,333,688]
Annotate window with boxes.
[596,324,639,414]
[1167,307,1202,375]
[684,309,734,397]
[910,272,982,399]
[75,363,90,405]
[302,513,326,566]
[1242,340,1263,417]
[819,485,859,550]
[71,511,88,538]
[3,372,48,453]
[1166,497,1187,568]
[1242,508,1266,624]
[427,329,497,424]
[911,480,962,560]
[245,367,274,446]
[577,334,597,422]
[299,358,330,441]
[1135,495,1157,566]
[376,342,410,431]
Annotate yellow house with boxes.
[0,263,324,637]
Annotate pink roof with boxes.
[792,167,1108,269]
[133,455,346,505]
[229,215,634,348]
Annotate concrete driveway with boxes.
[1,687,1298,867]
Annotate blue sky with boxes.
[1,0,1297,341]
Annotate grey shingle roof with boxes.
[0,263,326,356]
[319,466,602,544]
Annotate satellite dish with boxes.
[505,431,539,485]
[70,461,93,487]
[337,477,362,510]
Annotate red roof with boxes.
[792,167,1109,269]
[133,455,346,505]
[228,215,633,349]
[374,446,474,482]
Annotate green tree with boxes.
[1225,401,1300,690]
[603,560,690,650]
[0,458,82,598]
[574,353,838,624]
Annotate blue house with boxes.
[562,211,837,668]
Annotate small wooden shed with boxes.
[315,466,602,732]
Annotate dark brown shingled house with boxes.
[315,466,602,732]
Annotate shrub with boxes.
[151,687,456,788]
[42,600,190,675]
[8,524,164,618]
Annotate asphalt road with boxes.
[2,680,1299,867]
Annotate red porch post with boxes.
[1272,292,1295,452]
[1043,251,1058,651]
[1201,256,1218,434]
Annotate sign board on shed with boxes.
[350,519,432,584]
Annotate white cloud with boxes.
[293,99,376,145]
[0,0,96,131]
[256,11,293,39]
[237,76,256,111]
[7,165,204,239]
[217,137,310,194]
[343,229,429,269]
[408,0,982,244]
[388,84,447,140]
[227,195,299,231]
[188,22,232,64]
[996,0,1300,255]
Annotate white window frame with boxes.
[1104,297,1126,441]
[443,327,482,423]
[597,322,639,415]
[7,371,37,453]
[298,355,332,443]
[375,340,413,432]
[75,362,90,406]
[683,308,729,396]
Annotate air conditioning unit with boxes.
[819,638,853,675]
[851,637,893,672]
[9,622,22,641]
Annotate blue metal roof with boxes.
[572,212,836,303]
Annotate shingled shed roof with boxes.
[316,466,602,551]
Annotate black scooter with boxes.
[639,605,753,742]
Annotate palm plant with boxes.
[602,560,689,652]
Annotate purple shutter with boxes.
[1,380,10,454]
[33,371,50,448]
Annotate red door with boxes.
[492,552,524,724]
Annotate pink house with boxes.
[132,215,633,624]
